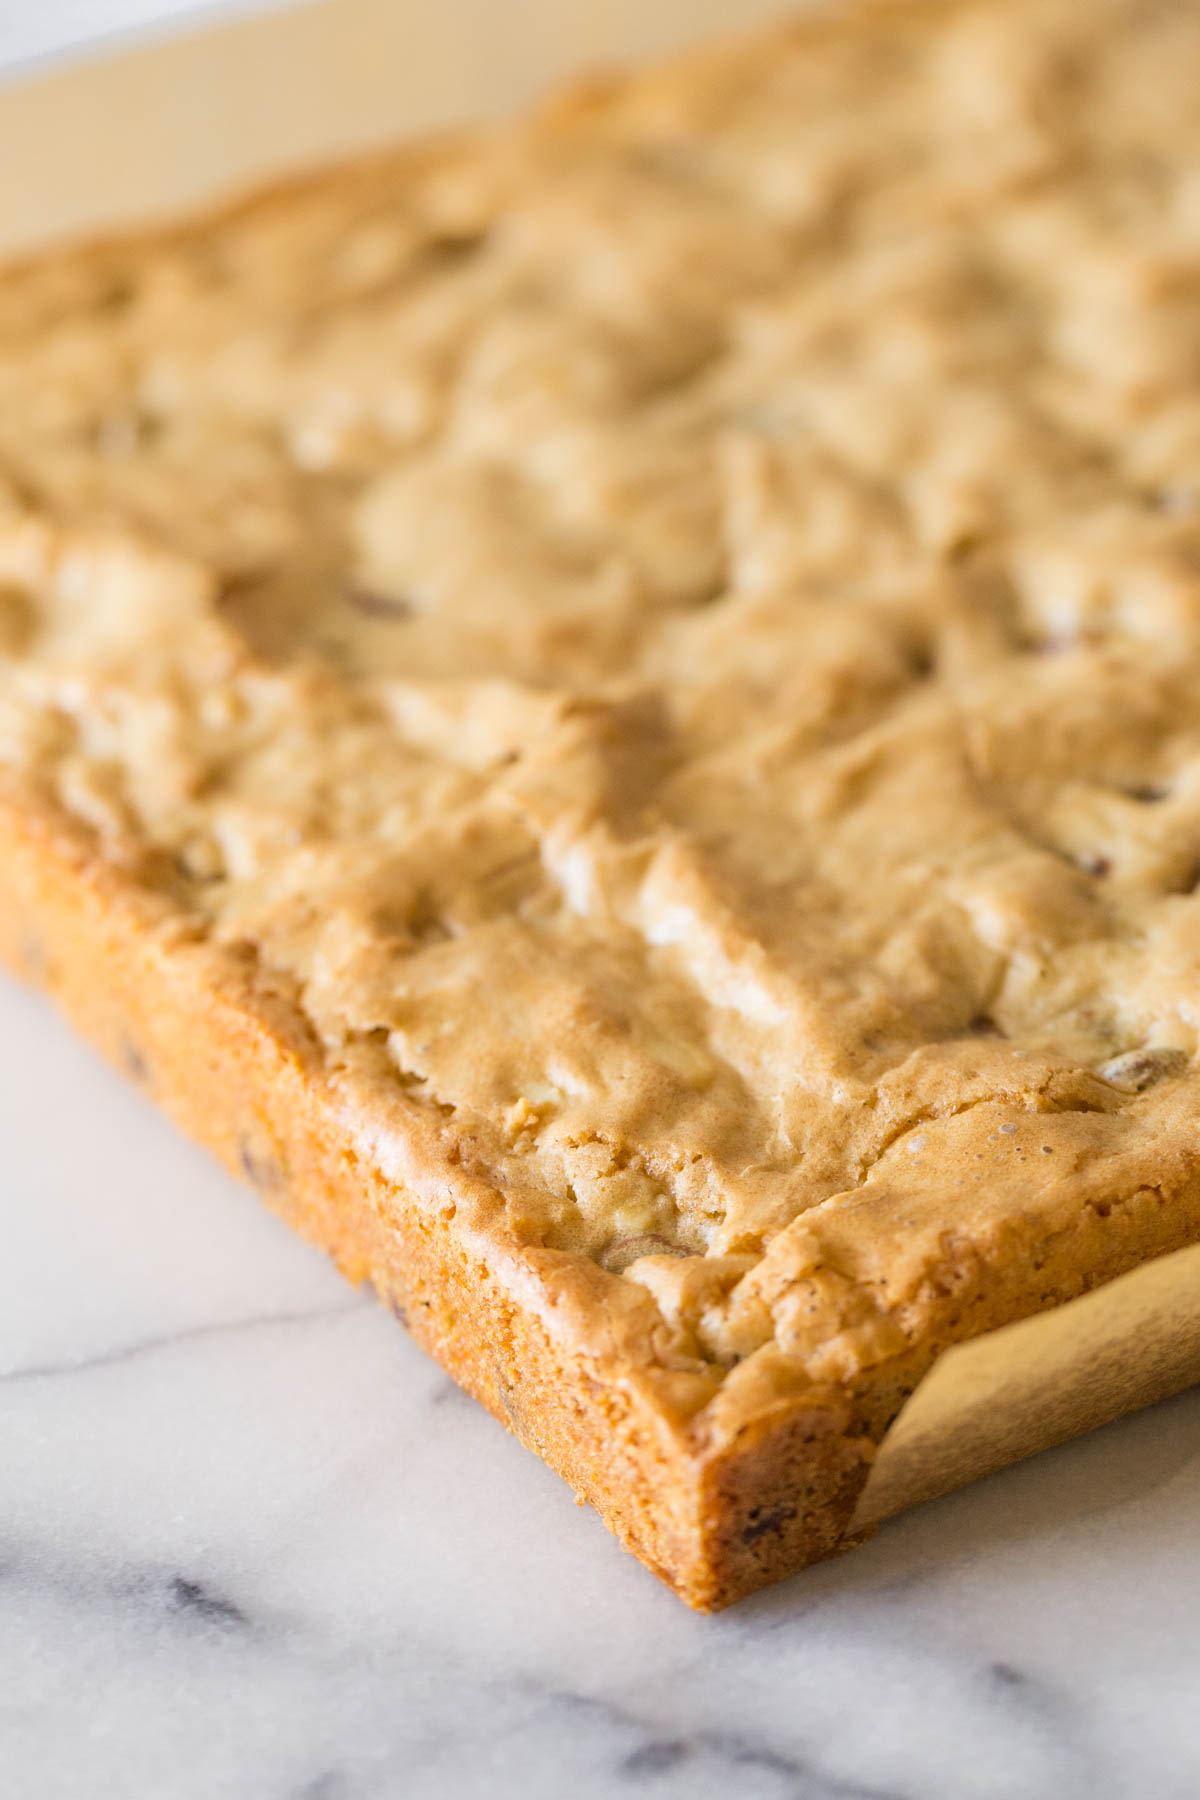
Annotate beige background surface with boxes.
[0,0,792,254]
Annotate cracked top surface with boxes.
[3,0,1200,1398]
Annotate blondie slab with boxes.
[2,0,1200,1605]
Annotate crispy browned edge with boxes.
[12,770,1200,1610]
[0,788,878,1608]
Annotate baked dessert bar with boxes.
[3,0,1200,1608]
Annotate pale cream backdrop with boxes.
[0,0,794,255]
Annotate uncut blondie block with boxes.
[3,0,1200,1607]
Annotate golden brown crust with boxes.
[0,782,878,1606]
[4,0,1200,1604]
[8,774,1200,1605]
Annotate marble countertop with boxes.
[6,966,1200,1800]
